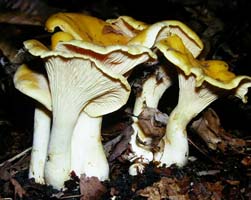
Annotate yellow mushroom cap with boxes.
[155,35,251,102]
[51,31,74,50]
[45,12,131,46]
[14,64,51,110]
[107,16,203,57]
[200,60,236,82]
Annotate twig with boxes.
[60,194,83,199]
[0,147,32,167]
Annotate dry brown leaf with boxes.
[138,107,168,138]
[0,0,62,25]
[136,107,168,152]
[0,162,11,181]
[79,174,107,200]
[0,13,43,26]
[137,186,162,200]
[191,108,222,150]
[105,125,133,162]
[241,156,251,166]
[137,177,189,200]
[10,178,26,198]
[191,108,246,153]
[0,37,24,64]
[191,181,223,200]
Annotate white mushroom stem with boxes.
[44,58,92,189]
[29,105,51,184]
[129,66,171,164]
[12,63,52,184]
[71,112,109,181]
[157,72,219,167]
[45,106,79,189]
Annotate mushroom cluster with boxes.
[14,13,156,189]
[14,12,251,189]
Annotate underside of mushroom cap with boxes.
[56,40,157,75]
[45,12,132,45]
[24,38,157,76]
[24,39,132,117]
[155,35,251,102]
[46,56,130,117]
[14,64,51,110]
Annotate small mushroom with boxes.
[14,64,51,184]
[109,16,204,171]
[24,39,132,189]
[154,35,251,167]
[128,65,172,175]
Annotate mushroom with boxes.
[13,64,51,184]
[24,39,132,189]
[154,35,251,167]
[57,40,156,180]
[44,12,157,180]
[109,17,204,170]
[128,65,172,175]
[106,15,205,172]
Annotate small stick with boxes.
[60,194,83,199]
[0,147,32,167]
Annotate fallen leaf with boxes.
[191,108,246,153]
[137,177,189,200]
[191,108,222,150]
[0,12,43,26]
[105,125,133,162]
[0,162,11,181]
[10,178,26,198]
[0,0,62,25]
[138,107,168,139]
[79,174,107,200]
[191,181,223,200]
[241,156,251,166]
